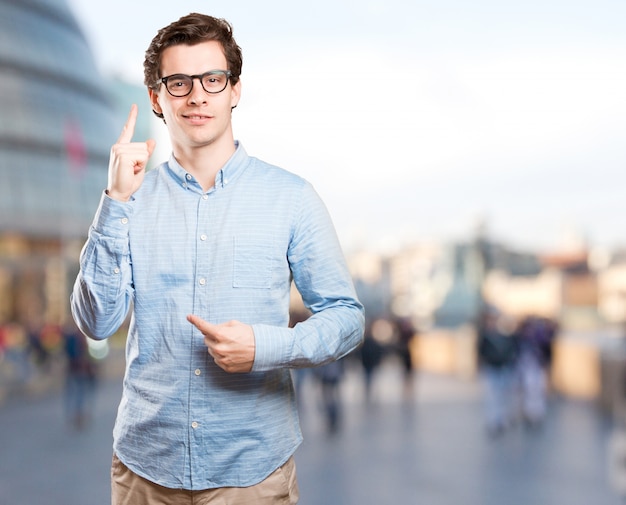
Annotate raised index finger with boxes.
[117,104,137,144]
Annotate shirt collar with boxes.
[166,141,249,191]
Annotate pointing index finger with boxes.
[187,314,216,334]
[117,104,137,144]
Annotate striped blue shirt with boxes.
[70,143,364,490]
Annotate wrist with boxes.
[105,189,131,202]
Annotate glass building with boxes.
[0,0,118,327]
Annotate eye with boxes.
[170,76,190,87]
[203,71,230,90]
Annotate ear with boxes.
[149,88,164,118]
[230,79,241,110]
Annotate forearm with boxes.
[70,194,134,340]
[252,301,364,371]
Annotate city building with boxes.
[0,0,118,327]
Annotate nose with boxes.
[188,77,207,104]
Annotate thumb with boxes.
[146,138,157,157]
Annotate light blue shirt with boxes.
[70,143,364,490]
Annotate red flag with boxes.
[64,117,87,177]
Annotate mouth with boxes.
[182,113,213,124]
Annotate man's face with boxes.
[149,41,241,151]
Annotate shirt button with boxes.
[120,217,128,224]
[202,194,208,200]
[113,267,120,274]
[186,173,192,180]
[199,278,206,286]
[200,234,207,241]
[191,421,199,429]
[195,369,201,376]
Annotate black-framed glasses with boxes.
[159,70,232,97]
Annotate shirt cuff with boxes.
[92,191,133,239]
[251,324,293,372]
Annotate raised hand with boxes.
[106,104,156,201]
[187,315,256,373]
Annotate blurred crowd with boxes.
[292,306,560,440]
[0,320,98,429]
[291,309,418,434]
[476,309,557,437]
[0,307,559,439]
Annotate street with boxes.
[0,358,623,505]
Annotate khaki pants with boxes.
[111,453,299,505]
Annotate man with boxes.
[71,13,364,504]
[477,309,519,437]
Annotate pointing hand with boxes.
[106,104,156,201]
[187,315,256,373]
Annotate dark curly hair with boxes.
[144,13,243,92]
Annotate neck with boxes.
[173,139,236,191]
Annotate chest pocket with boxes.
[232,237,274,289]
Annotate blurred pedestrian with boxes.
[313,359,345,434]
[62,321,97,430]
[26,321,50,371]
[359,321,385,403]
[394,317,417,399]
[0,322,6,363]
[70,12,364,504]
[516,316,556,428]
[2,322,32,383]
[477,309,519,437]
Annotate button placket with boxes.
[190,190,210,417]
[191,190,211,420]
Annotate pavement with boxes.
[0,356,623,505]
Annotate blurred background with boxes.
[1,0,626,503]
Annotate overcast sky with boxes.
[67,0,626,255]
